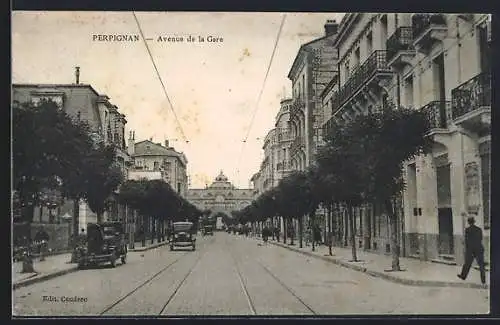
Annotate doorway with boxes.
[438,208,454,255]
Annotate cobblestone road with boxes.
[13,233,490,316]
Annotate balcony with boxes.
[290,136,305,154]
[277,131,292,142]
[335,50,393,115]
[412,14,448,54]
[451,72,491,135]
[420,100,451,132]
[290,99,305,118]
[386,27,416,69]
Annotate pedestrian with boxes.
[34,226,50,261]
[457,216,486,285]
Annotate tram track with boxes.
[226,240,257,315]
[227,235,318,315]
[99,236,213,316]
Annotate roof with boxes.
[12,83,101,97]
[287,36,327,80]
[133,140,187,166]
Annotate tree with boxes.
[317,118,368,262]
[84,143,124,223]
[13,99,102,271]
[347,107,432,271]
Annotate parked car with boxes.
[77,222,128,269]
[170,222,196,251]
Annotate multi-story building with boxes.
[250,170,264,196]
[288,20,339,171]
[12,73,133,248]
[275,98,294,182]
[261,128,277,191]
[187,171,257,228]
[127,136,189,197]
[321,13,491,265]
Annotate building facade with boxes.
[261,128,277,191]
[127,137,189,197]
[288,20,340,171]
[321,13,491,265]
[187,171,257,220]
[12,80,133,249]
[274,98,294,182]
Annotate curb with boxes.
[267,241,488,290]
[129,241,168,252]
[13,266,79,290]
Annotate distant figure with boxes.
[262,226,269,244]
[457,216,486,285]
[34,226,50,261]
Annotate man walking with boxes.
[457,216,486,285]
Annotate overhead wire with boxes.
[132,11,189,144]
[235,13,287,186]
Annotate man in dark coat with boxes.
[457,216,486,284]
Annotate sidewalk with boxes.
[255,237,489,290]
[12,240,169,290]
[12,253,76,290]
[130,238,169,252]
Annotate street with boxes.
[13,232,490,316]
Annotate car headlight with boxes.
[174,234,179,238]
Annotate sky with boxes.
[12,11,345,189]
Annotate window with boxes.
[404,75,414,108]
[478,24,490,73]
[345,60,350,78]
[354,47,360,70]
[366,31,373,54]
[153,161,159,171]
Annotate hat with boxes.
[467,216,476,224]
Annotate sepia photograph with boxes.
[11,11,491,317]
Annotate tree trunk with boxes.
[151,217,155,245]
[348,203,358,262]
[343,207,349,247]
[328,203,333,256]
[311,213,316,252]
[72,199,80,245]
[290,218,294,245]
[385,199,401,271]
[299,215,303,248]
[271,217,276,240]
[283,217,287,244]
[97,211,103,224]
[22,203,35,273]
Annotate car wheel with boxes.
[110,253,117,268]
[170,245,174,251]
[121,254,127,264]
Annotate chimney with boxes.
[324,19,339,36]
[75,66,80,84]
[165,139,169,148]
[127,130,135,156]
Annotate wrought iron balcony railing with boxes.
[451,72,491,120]
[412,14,447,41]
[290,98,305,117]
[290,136,305,153]
[336,50,391,112]
[420,100,451,129]
[386,27,414,63]
[277,131,291,142]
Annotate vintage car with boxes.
[77,222,128,269]
[170,221,196,251]
[202,225,214,236]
